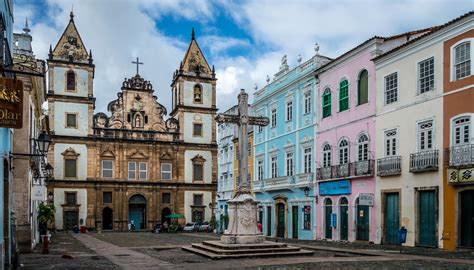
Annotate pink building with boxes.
[314,35,417,242]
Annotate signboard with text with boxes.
[319,179,351,195]
[32,186,46,201]
[0,78,23,129]
[359,193,374,206]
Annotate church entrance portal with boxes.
[129,195,147,230]
[102,207,113,230]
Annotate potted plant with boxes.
[37,202,55,241]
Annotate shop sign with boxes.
[319,179,351,195]
[359,193,374,206]
[448,168,474,184]
[32,185,46,201]
[0,78,23,129]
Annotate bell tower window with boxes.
[134,113,143,128]
[193,84,203,103]
[66,70,76,91]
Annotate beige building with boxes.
[47,13,217,231]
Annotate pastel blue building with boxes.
[252,52,330,240]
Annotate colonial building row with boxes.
[216,11,473,250]
[46,13,217,231]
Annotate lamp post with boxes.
[304,186,318,204]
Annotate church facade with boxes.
[47,13,217,231]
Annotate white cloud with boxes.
[200,35,250,57]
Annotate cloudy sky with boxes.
[13,0,473,115]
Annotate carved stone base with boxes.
[220,192,264,245]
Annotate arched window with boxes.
[453,41,471,80]
[452,116,471,146]
[193,84,202,103]
[358,70,368,105]
[338,139,349,164]
[322,88,331,118]
[357,134,369,161]
[322,144,331,167]
[66,71,75,91]
[339,79,349,111]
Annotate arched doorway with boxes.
[324,198,333,239]
[460,190,474,247]
[129,195,147,230]
[276,203,285,238]
[339,197,348,241]
[161,207,171,224]
[356,198,370,241]
[102,207,113,230]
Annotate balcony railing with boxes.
[409,150,439,173]
[446,144,474,167]
[93,127,178,141]
[316,160,374,180]
[377,156,401,176]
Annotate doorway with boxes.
[102,207,113,230]
[276,203,285,238]
[292,206,298,239]
[460,190,474,247]
[339,197,348,241]
[324,198,333,239]
[418,190,437,247]
[356,198,370,241]
[266,206,271,236]
[129,195,147,230]
[161,207,171,224]
[64,211,78,231]
[384,192,400,244]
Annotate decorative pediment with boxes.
[181,32,211,76]
[160,152,173,160]
[283,140,294,153]
[300,136,314,149]
[51,13,89,62]
[122,74,153,91]
[100,149,115,158]
[61,147,80,157]
[191,154,206,165]
[127,149,148,160]
[268,145,278,156]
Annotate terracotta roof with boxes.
[373,11,474,62]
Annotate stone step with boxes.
[192,243,302,255]
[202,240,287,250]
[181,246,314,260]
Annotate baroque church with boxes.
[46,12,217,231]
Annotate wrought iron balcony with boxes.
[409,150,439,173]
[377,156,402,176]
[446,144,474,168]
[316,160,374,180]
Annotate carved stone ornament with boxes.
[122,74,153,90]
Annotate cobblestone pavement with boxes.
[19,232,118,270]
[19,232,474,269]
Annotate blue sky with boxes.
[13,0,474,114]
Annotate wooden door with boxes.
[340,204,348,241]
[64,211,78,231]
[292,206,298,239]
[266,206,272,236]
[460,190,474,247]
[356,204,370,241]
[325,199,332,239]
[276,203,285,238]
[385,193,399,244]
[418,190,437,247]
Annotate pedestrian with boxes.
[128,222,131,232]
[163,221,168,233]
[257,222,262,233]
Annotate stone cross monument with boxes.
[216,89,269,244]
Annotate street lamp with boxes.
[304,186,318,203]
[47,192,54,203]
[35,131,51,156]
[44,163,54,179]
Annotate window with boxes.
[248,142,251,156]
[193,194,203,206]
[66,71,75,91]
[418,57,434,94]
[418,121,434,151]
[66,113,77,128]
[358,70,368,105]
[453,116,471,145]
[286,101,293,121]
[103,192,112,204]
[322,88,331,118]
[357,134,369,161]
[257,160,263,181]
[384,72,398,104]
[193,123,203,136]
[454,41,471,80]
[303,206,311,230]
[271,156,278,178]
[102,160,113,178]
[64,159,77,178]
[304,92,312,114]
[338,139,349,165]
[193,164,203,181]
[286,152,294,176]
[193,84,203,103]
[271,108,277,128]
[304,148,312,173]
[128,162,136,180]
[339,79,349,111]
[66,192,76,206]
[161,163,172,180]
[162,193,171,204]
[322,144,331,167]
[385,129,398,156]
[139,162,147,180]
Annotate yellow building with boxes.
[233,131,253,191]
